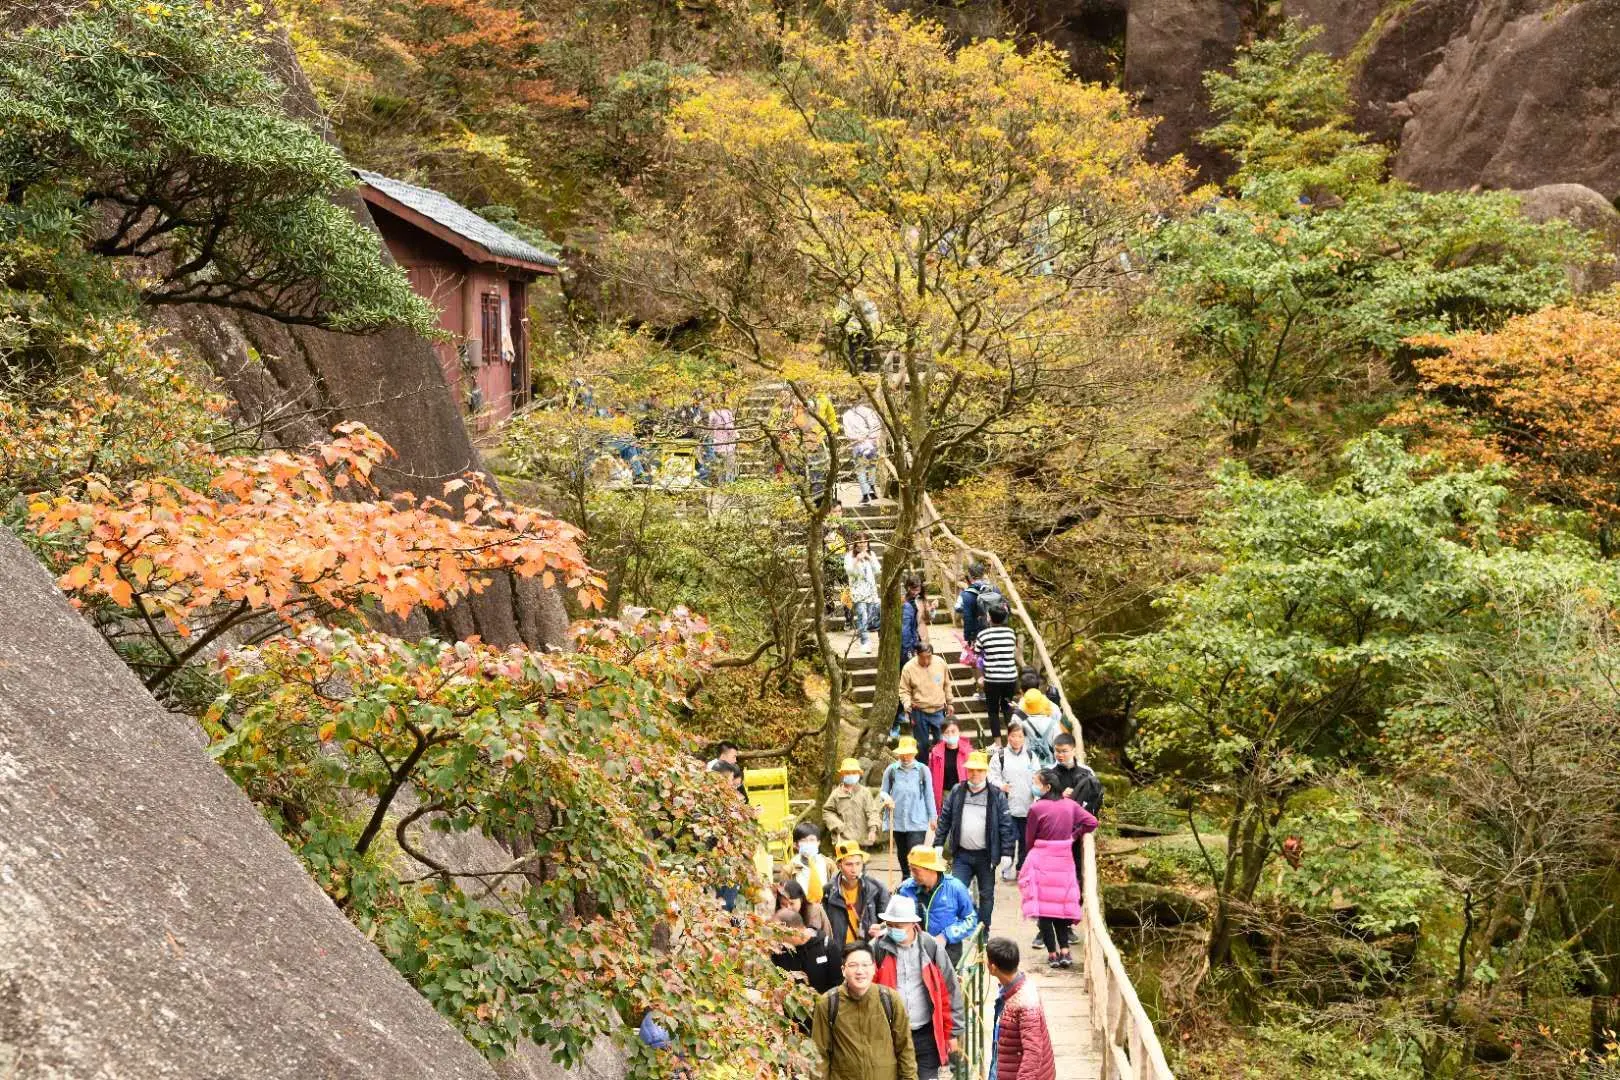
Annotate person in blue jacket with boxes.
[957,563,990,647]
[881,736,934,879]
[900,575,925,668]
[897,845,978,966]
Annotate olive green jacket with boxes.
[811,983,917,1080]
[823,785,884,847]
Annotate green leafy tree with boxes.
[208,614,805,1071]
[0,0,432,333]
[1154,26,1590,457]
[1200,21,1387,210]
[1108,434,1605,970]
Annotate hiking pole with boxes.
[888,819,897,889]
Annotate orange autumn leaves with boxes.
[31,421,603,633]
[1400,293,1620,532]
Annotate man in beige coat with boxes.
[823,758,888,848]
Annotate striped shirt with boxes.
[976,625,1019,683]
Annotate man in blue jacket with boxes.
[900,575,925,668]
[897,846,978,966]
[935,751,1019,931]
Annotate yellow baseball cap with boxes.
[835,840,867,862]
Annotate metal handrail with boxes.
[957,929,991,1079]
[886,459,1176,1080]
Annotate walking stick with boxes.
[888,822,897,890]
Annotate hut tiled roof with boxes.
[356,170,560,270]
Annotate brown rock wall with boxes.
[0,527,499,1080]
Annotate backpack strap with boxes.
[827,986,839,1071]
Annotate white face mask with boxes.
[968,778,987,792]
[798,839,819,857]
[943,735,959,748]
[842,774,859,786]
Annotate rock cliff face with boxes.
[1122,0,1247,176]
[1390,0,1620,199]
[0,527,498,1080]
[1008,0,1620,200]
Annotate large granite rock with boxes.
[1393,0,1620,200]
[1104,0,1620,198]
[1515,182,1620,291]
[0,528,498,1079]
[1122,0,1249,176]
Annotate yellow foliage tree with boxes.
[625,7,1189,755]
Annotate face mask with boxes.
[887,927,910,944]
[1033,786,1048,799]
[969,779,987,792]
[842,774,859,786]
[943,735,959,748]
[798,839,819,857]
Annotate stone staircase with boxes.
[734,383,994,742]
[830,500,992,742]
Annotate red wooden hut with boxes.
[356,171,559,427]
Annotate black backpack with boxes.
[825,984,897,1069]
[971,580,1006,615]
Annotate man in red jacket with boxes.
[987,937,1056,1080]
[872,895,963,1080]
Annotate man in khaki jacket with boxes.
[899,642,953,758]
[824,758,887,848]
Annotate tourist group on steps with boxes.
[688,399,1106,1076]
[701,568,1104,1079]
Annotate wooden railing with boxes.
[896,466,1176,1080]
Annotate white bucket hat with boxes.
[880,894,921,924]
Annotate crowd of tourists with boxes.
[557,380,740,487]
[726,609,1102,1076]
[679,381,1108,1076]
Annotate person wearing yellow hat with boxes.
[823,757,884,850]
[824,840,891,952]
[896,845,978,967]
[881,736,933,879]
[935,749,1018,931]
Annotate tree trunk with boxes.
[854,472,920,762]
[1206,796,1250,969]
[804,488,847,820]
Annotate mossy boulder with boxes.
[1102,883,1209,928]
[1095,769,1133,807]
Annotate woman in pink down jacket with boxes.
[1017,767,1098,968]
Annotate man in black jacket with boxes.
[1050,734,1103,815]
[824,841,891,952]
[935,751,1018,930]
